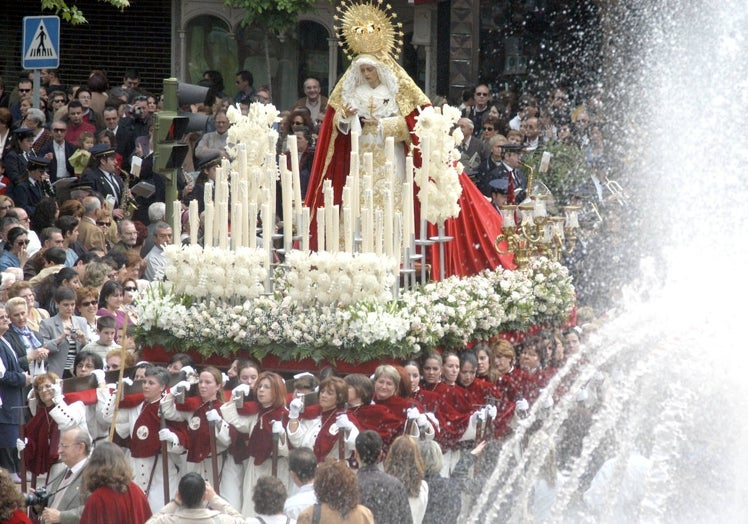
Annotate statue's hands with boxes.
[342,104,358,119]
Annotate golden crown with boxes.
[334,0,404,60]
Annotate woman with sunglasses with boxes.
[75,286,100,343]
[121,277,140,325]
[0,226,29,271]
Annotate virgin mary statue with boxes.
[305,0,515,276]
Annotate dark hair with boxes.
[32,198,59,232]
[54,285,77,303]
[288,447,317,484]
[202,70,225,92]
[178,472,205,508]
[83,441,132,493]
[55,267,79,286]
[67,100,83,111]
[74,350,103,374]
[43,247,67,265]
[87,70,109,93]
[319,376,347,409]
[355,430,383,466]
[97,315,115,331]
[55,215,79,238]
[253,476,287,515]
[98,280,124,309]
[255,371,287,410]
[345,373,374,404]
[167,352,194,368]
[236,70,253,86]
[5,226,27,250]
[314,460,360,516]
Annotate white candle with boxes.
[343,206,353,253]
[172,200,181,245]
[262,201,272,269]
[301,207,310,252]
[361,206,370,253]
[281,165,293,252]
[394,212,402,283]
[385,136,395,166]
[238,144,247,181]
[364,152,373,178]
[534,197,547,218]
[539,151,552,173]
[204,202,214,248]
[249,202,258,248]
[204,181,213,205]
[232,202,243,250]
[374,210,383,256]
[287,135,302,213]
[317,207,326,252]
[500,206,515,229]
[240,181,249,247]
[219,202,229,250]
[351,131,359,154]
[419,136,430,225]
[383,189,393,257]
[189,200,199,246]
[332,205,340,254]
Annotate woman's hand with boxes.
[17,247,29,266]
[30,347,49,361]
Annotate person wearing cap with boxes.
[3,127,36,198]
[488,177,510,213]
[185,154,220,215]
[14,156,55,216]
[81,144,126,219]
[476,136,527,205]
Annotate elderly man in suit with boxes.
[41,427,91,524]
[40,120,78,182]
[76,196,106,252]
[457,117,489,179]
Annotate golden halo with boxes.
[334,0,404,60]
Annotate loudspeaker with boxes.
[177,82,210,107]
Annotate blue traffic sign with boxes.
[22,16,60,69]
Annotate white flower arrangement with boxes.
[413,105,463,224]
[137,252,575,363]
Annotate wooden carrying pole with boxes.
[108,317,129,441]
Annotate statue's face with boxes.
[359,64,380,88]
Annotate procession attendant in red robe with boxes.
[303,6,514,277]
[20,373,85,483]
[219,359,261,513]
[79,442,152,524]
[287,376,361,464]
[371,365,436,451]
[345,373,406,458]
[160,367,231,481]
[220,371,289,517]
[97,366,188,512]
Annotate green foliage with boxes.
[224,0,320,32]
[41,0,130,25]
[524,140,590,207]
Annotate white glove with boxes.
[158,428,179,445]
[471,409,485,423]
[271,420,285,435]
[576,388,589,403]
[336,413,353,431]
[221,372,229,386]
[485,404,498,419]
[92,369,106,385]
[516,398,530,412]
[288,398,304,420]
[122,377,134,387]
[540,390,554,409]
[205,409,222,423]
[181,365,197,378]
[406,407,421,421]
[174,380,191,393]
[232,384,251,399]
[416,413,428,428]
[16,437,27,453]
[50,382,62,398]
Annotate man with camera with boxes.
[36,427,91,524]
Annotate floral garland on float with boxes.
[137,81,575,363]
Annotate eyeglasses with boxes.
[80,300,97,307]
[53,128,66,132]
[124,286,137,292]
[107,272,118,280]
[15,239,30,246]
[18,88,31,93]
[133,96,148,102]
[483,127,495,131]
[52,98,65,104]
[97,221,111,226]
[293,120,304,125]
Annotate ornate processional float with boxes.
[138,0,577,370]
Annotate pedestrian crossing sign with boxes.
[22,16,60,69]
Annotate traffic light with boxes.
[153,112,188,181]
